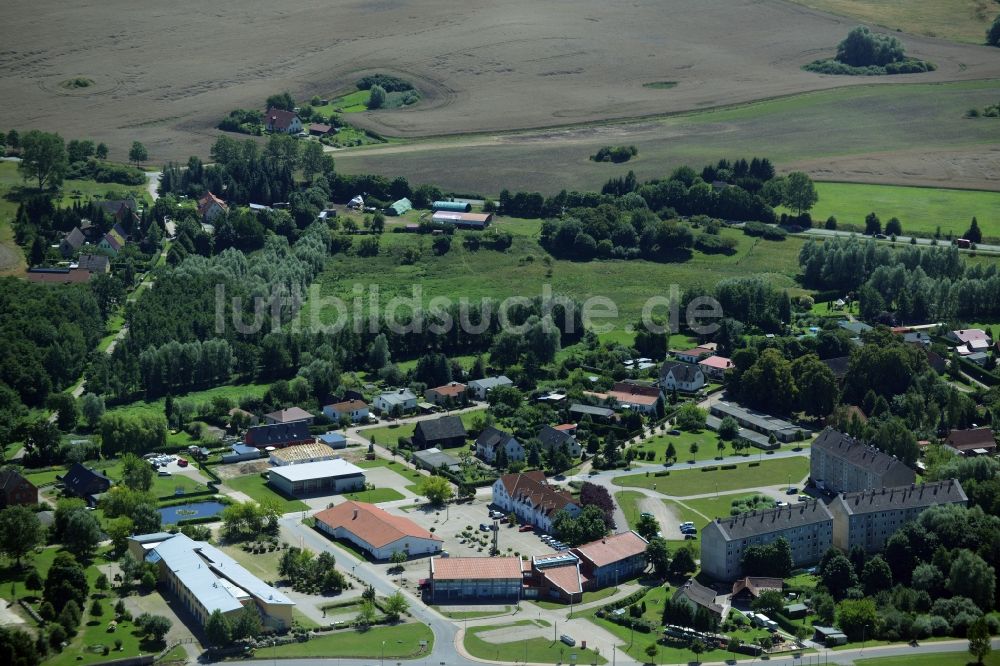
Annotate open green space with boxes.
[106,381,274,420]
[95,460,207,498]
[433,605,513,620]
[223,473,310,512]
[0,546,163,666]
[636,429,740,465]
[266,622,434,659]
[335,81,1000,196]
[612,456,810,496]
[793,182,1000,240]
[785,0,996,43]
[853,651,1000,666]
[681,493,772,522]
[219,544,284,581]
[464,619,607,664]
[357,409,487,448]
[341,487,406,503]
[299,225,805,332]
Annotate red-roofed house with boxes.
[424,382,468,406]
[492,471,581,532]
[529,553,585,603]
[428,556,524,602]
[264,108,303,134]
[197,192,229,222]
[322,400,370,423]
[698,355,734,380]
[675,345,716,364]
[947,329,991,345]
[315,501,442,560]
[572,531,648,588]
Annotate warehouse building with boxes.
[810,428,915,494]
[700,501,834,581]
[315,501,442,560]
[830,479,967,553]
[431,211,494,229]
[428,556,524,602]
[267,459,365,496]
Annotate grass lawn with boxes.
[223,473,310,512]
[433,605,512,620]
[464,619,607,664]
[24,467,65,487]
[853,652,1000,666]
[219,544,284,582]
[789,182,1000,240]
[634,429,736,465]
[266,622,433,659]
[356,409,487,448]
[681,493,772,522]
[299,225,806,334]
[105,381,274,420]
[612,456,810,496]
[341,487,406,503]
[94,460,207,499]
[0,546,164,666]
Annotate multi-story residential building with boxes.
[374,388,418,415]
[810,428,915,494]
[829,479,967,553]
[491,471,581,532]
[701,501,834,581]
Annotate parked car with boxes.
[640,512,654,519]
[177,458,188,467]
[519,525,534,532]
[786,487,798,495]
[489,510,504,519]
[560,635,576,647]
[479,524,490,532]
[680,521,694,528]
[157,470,170,477]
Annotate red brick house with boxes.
[0,469,38,507]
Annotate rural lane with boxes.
[800,227,1000,253]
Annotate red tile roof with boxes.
[572,531,648,568]
[553,424,577,432]
[197,191,228,217]
[428,382,467,397]
[698,356,734,370]
[431,556,524,580]
[315,501,441,548]
[538,561,584,595]
[326,400,368,413]
[25,268,92,284]
[946,428,996,452]
[498,472,578,518]
[265,108,299,131]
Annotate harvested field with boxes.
[335,81,1000,195]
[1,0,998,164]
[785,0,998,44]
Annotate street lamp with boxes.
[381,640,387,666]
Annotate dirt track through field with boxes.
[2,0,999,164]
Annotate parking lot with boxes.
[384,498,563,579]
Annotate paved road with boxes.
[800,227,1000,254]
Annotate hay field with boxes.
[334,81,1000,195]
[1,0,998,164]
[785,0,999,43]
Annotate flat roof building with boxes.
[315,501,442,560]
[267,459,365,497]
[810,428,915,494]
[428,556,524,602]
[128,533,293,629]
[709,401,806,443]
[701,501,833,581]
[830,479,967,553]
[412,447,462,473]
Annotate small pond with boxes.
[158,500,226,525]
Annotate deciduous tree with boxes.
[18,130,67,190]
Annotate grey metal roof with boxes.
[476,426,517,452]
[709,401,803,438]
[569,403,614,418]
[268,459,364,483]
[812,428,912,476]
[469,376,512,390]
[831,479,966,516]
[142,533,292,615]
[378,388,417,406]
[709,501,833,541]
[413,447,461,470]
[537,425,574,449]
